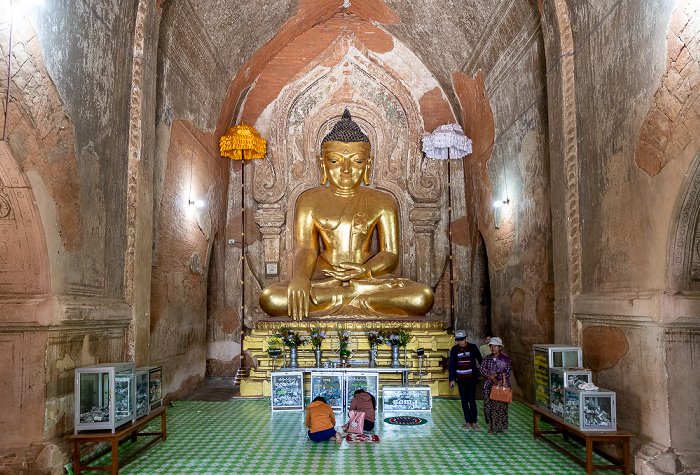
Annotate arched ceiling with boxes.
[157,0,542,134]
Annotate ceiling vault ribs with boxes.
[484,15,542,94]
[460,0,515,76]
[184,0,231,74]
[159,0,231,125]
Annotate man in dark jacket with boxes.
[449,329,484,430]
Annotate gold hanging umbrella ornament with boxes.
[219,123,266,160]
[219,124,267,385]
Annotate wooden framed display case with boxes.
[549,368,592,419]
[271,372,304,411]
[310,372,344,411]
[382,386,432,411]
[345,372,379,407]
[564,387,617,431]
[74,363,135,433]
[533,344,583,409]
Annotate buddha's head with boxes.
[318,109,373,191]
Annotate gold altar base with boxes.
[241,319,456,398]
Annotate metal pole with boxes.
[233,154,248,386]
[447,151,455,332]
[240,156,246,369]
[418,355,423,386]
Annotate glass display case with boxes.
[74,363,135,433]
[134,366,162,417]
[533,344,583,409]
[140,366,163,411]
[549,368,592,418]
[271,371,304,411]
[382,386,432,411]
[310,372,344,411]
[135,369,149,418]
[345,372,379,407]
[564,387,617,431]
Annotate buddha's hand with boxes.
[322,262,371,282]
[287,276,318,320]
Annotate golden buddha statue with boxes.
[259,109,434,320]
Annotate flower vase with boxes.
[369,344,378,367]
[314,347,322,367]
[340,348,350,367]
[390,344,402,368]
[289,347,299,368]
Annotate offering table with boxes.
[532,404,634,475]
[69,405,167,475]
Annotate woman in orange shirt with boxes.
[305,396,343,443]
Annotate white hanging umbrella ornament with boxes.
[422,123,473,161]
[422,123,472,332]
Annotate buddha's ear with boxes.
[364,155,373,185]
[318,153,327,185]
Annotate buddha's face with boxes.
[319,141,372,191]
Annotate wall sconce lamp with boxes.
[493,154,511,228]
[493,151,511,208]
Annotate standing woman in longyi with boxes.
[479,337,512,435]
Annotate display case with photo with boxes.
[271,371,304,411]
[345,372,379,407]
[533,344,583,409]
[382,386,432,411]
[134,366,163,416]
[310,372,344,411]
[564,387,617,431]
[549,368,592,418]
[134,369,149,418]
[74,363,135,433]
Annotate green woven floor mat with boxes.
[84,399,611,474]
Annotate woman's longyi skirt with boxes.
[484,390,509,432]
[308,427,336,442]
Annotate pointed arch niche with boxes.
[251,42,449,293]
[669,150,700,291]
[665,148,700,326]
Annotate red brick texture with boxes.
[636,3,700,176]
[217,2,399,136]
[150,120,228,331]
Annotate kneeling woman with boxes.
[343,389,376,432]
[305,396,343,443]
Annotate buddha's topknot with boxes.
[321,109,370,150]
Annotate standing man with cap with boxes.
[449,330,484,430]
